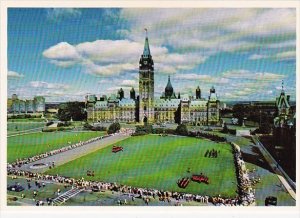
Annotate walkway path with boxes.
[19,134,130,173]
[252,135,296,200]
[52,188,84,205]
[7,127,43,137]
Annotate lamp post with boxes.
[259,110,262,128]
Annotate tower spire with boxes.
[281,80,285,94]
[143,28,150,56]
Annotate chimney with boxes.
[287,95,290,103]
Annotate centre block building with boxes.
[86,34,220,126]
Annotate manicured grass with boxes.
[7,122,46,135]
[8,118,46,122]
[47,135,237,197]
[7,131,106,163]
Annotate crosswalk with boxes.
[52,188,84,206]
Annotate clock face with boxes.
[144,61,147,64]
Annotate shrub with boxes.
[57,121,71,127]
[46,121,54,126]
[175,124,189,136]
[42,128,56,132]
[131,131,148,136]
[135,124,153,134]
[108,122,121,134]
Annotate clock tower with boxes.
[139,29,154,124]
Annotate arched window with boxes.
[144,106,147,111]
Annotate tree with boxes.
[175,124,188,136]
[57,102,87,121]
[258,122,272,134]
[108,122,121,134]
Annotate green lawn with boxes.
[47,135,237,197]
[7,122,46,135]
[7,131,105,163]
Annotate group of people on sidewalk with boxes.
[9,135,109,168]
[8,165,250,206]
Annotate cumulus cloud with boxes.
[29,81,70,90]
[43,39,207,76]
[43,42,81,60]
[274,50,296,60]
[249,54,269,60]
[120,8,296,53]
[120,80,137,87]
[222,69,285,81]
[8,71,24,79]
[46,8,81,21]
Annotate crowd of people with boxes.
[6,126,256,206]
[9,135,110,168]
[8,166,250,206]
[231,142,255,206]
[118,128,135,136]
[204,149,220,158]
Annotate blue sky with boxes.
[8,8,296,102]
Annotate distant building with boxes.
[272,82,296,180]
[8,94,45,114]
[86,32,220,125]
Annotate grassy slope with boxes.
[7,122,46,135]
[47,135,237,197]
[7,131,105,163]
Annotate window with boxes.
[144,106,147,111]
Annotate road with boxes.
[19,134,130,173]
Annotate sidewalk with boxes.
[19,134,130,173]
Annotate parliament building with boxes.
[86,34,220,125]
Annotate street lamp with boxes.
[259,110,262,127]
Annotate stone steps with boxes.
[52,188,84,205]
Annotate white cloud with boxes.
[222,69,285,81]
[43,42,81,60]
[46,8,81,21]
[120,8,295,53]
[226,9,295,36]
[29,81,70,90]
[44,39,207,76]
[120,80,137,87]
[174,73,211,80]
[249,54,269,60]
[8,71,24,79]
[274,50,296,60]
[50,60,77,68]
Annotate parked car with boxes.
[7,184,25,192]
[265,196,277,206]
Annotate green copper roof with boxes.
[165,75,173,91]
[143,37,151,56]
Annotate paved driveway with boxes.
[19,134,130,173]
